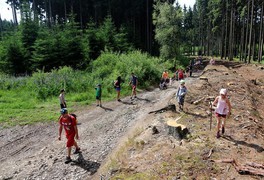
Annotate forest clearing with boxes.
[1,0,264,179]
[0,60,263,179]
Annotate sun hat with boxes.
[180,80,185,84]
[60,108,68,114]
[220,88,227,95]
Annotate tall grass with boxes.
[0,50,188,127]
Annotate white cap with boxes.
[180,80,185,84]
[220,88,227,95]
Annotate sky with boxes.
[0,1,15,21]
[0,0,196,21]
[177,0,196,8]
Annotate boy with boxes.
[59,89,66,109]
[176,80,187,111]
[95,84,102,107]
[212,89,231,138]
[58,108,81,163]
[129,73,138,99]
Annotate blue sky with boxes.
[0,0,196,21]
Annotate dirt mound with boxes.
[0,60,263,180]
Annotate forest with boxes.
[0,0,264,75]
[0,0,264,121]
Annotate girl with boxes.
[176,80,187,111]
[114,76,123,101]
[213,89,232,138]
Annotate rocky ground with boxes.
[0,60,263,180]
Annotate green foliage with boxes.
[86,16,133,60]
[153,1,183,60]
[27,66,93,100]
[32,17,89,71]
[92,51,162,88]
[0,33,27,74]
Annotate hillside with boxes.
[0,60,263,180]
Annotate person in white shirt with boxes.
[213,89,232,138]
[59,89,67,109]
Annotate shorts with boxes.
[96,96,101,100]
[60,103,66,109]
[178,95,185,105]
[66,133,75,147]
[115,87,121,91]
[215,113,226,118]
[132,85,137,90]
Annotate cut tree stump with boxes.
[167,120,189,140]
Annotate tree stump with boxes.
[167,120,189,140]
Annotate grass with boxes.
[0,86,134,127]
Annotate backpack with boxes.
[178,70,184,79]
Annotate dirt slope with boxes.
[0,60,263,180]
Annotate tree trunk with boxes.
[79,0,83,29]
[247,0,254,63]
[220,6,225,59]
[224,0,228,60]
[0,13,3,40]
[240,16,245,61]
[11,0,18,25]
[258,3,264,62]
[244,0,250,63]
[64,0,67,22]
[228,1,233,60]
[167,120,189,140]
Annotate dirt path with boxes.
[1,61,263,180]
[0,77,182,180]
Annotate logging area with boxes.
[0,59,264,179]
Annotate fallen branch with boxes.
[246,162,264,169]
[207,148,214,158]
[211,159,264,177]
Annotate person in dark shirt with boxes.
[129,73,138,99]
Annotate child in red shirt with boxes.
[58,108,81,163]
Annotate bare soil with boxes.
[0,60,263,180]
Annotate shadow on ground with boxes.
[71,153,101,175]
[222,135,264,153]
[100,106,114,111]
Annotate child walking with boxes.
[95,84,102,107]
[176,80,187,111]
[59,89,66,109]
[212,89,231,138]
[58,108,81,163]
[114,76,123,102]
[129,73,138,99]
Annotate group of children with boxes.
[57,66,232,163]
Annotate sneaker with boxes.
[117,99,121,102]
[96,104,99,107]
[216,131,220,138]
[222,127,225,134]
[134,96,137,98]
[65,156,72,163]
[74,147,81,154]
[130,96,133,99]
[99,104,102,107]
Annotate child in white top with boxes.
[212,89,231,138]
